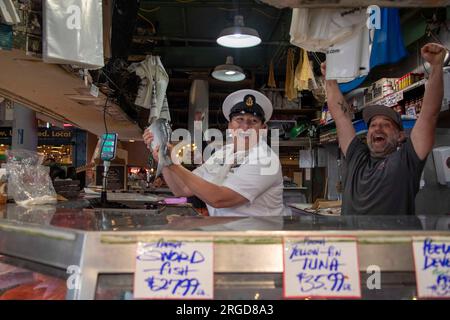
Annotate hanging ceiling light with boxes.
[212,56,246,82]
[216,15,261,48]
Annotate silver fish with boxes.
[148,118,172,177]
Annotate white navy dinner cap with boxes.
[222,89,273,123]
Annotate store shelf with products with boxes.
[319,117,418,145]
[319,76,427,136]
[363,78,426,109]
[273,108,320,115]
[272,137,318,148]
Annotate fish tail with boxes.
[155,162,163,178]
[155,145,169,177]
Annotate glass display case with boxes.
[0,201,449,300]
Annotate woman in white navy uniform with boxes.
[143,89,284,217]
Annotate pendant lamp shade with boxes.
[217,15,261,48]
[212,56,246,82]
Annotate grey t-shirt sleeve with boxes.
[344,136,368,163]
[401,138,427,177]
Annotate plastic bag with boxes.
[5,149,57,207]
[43,0,104,69]
[326,26,370,82]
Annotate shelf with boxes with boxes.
[339,73,427,122]
[318,117,418,145]
[318,66,450,138]
[339,73,426,115]
[365,78,426,109]
[272,138,319,148]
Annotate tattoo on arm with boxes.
[338,100,351,117]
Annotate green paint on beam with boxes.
[403,19,426,47]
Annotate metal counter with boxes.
[0,201,449,300]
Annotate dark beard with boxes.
[368,139,398,158]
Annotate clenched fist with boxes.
[142,128,154,149]
[421,43,447,66]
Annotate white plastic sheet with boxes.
[128,55,170,122]
[290,8,367,53]
[326,26,371,81]
[43,0,104,69]
[5,149,57,207]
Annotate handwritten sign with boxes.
[283,237,361,298]
[379,91,403,107]
[413,237,450,298]
[134,238,214,299]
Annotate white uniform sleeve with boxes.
[222,159,280,204]
[192,165,206,178]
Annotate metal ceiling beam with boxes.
[182,7,189,46]
[135,35,289,46]
[267,8,285,41]
[141,1,268,8]
[256,0,450,8]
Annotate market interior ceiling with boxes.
[1,1,448,139]
[131,1,446,75]
[108,1,447,128]
[107,0,297,130]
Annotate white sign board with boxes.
[134,238,214,299]
[379,91,403,107]
[283,237,361,298]
[413,237,450,299]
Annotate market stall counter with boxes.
[0,201,449,300]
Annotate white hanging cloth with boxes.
[289,8,367,53]
[325,26,372,82]
[128,55,170,122]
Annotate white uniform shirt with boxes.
[193,142,284,217]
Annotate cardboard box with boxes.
[299,150,314,168]
[370,78,398,100]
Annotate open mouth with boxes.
[372,134,386,145]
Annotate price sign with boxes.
[90,84,99,97]
[413,237,450,299]
[134,238,214,299]
[283,237,361,298]
[380,91,403,107]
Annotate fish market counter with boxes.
[0,201,449,299]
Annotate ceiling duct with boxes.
[188,78,209,154]
[259,0,450,8]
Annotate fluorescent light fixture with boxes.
[212,56,246,82]
[217,15,261,48]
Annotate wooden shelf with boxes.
[272,138,318,148]
[363,78,426,108]
[261,88,285,92]
[168,92,229,99]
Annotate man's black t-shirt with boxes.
[342,136,426,215]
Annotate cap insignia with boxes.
[245,95,254,107]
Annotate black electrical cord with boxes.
[98,92,110,161]
[103,94,109,135]
[100,91,110,204]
